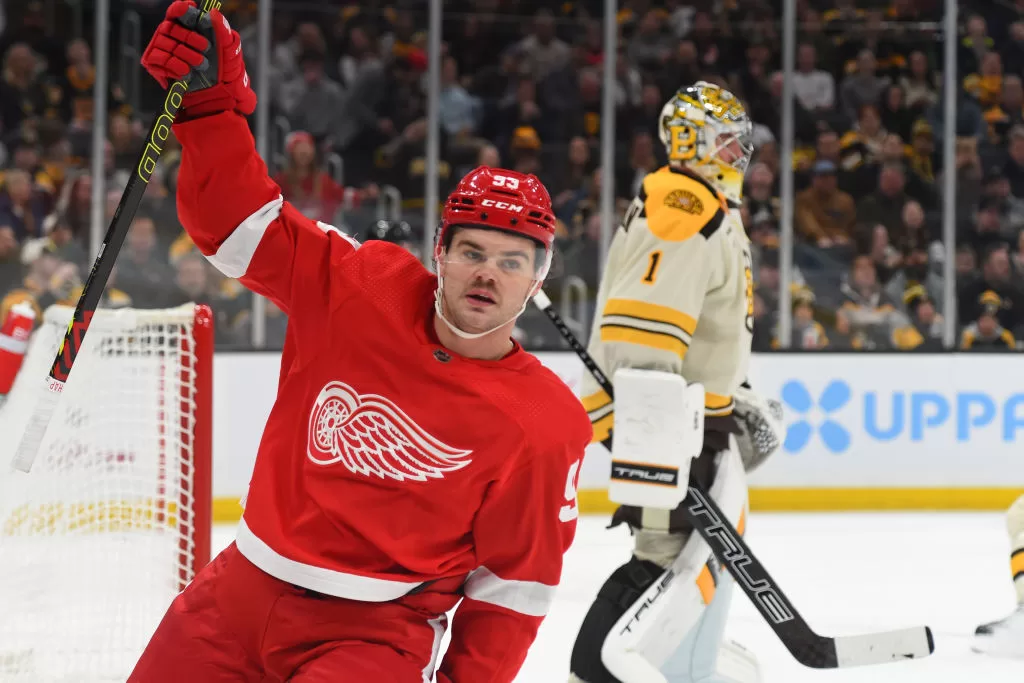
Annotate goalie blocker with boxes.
[609,368,705,511]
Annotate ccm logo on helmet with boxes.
[480,199,524,212]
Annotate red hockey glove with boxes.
[140,0,256,120]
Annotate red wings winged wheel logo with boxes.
[307,381,473,482]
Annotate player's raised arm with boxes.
[438,427,587,683]
[140,1,356,314]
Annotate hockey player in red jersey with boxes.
[129,3,592,681]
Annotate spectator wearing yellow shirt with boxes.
[983,75,1024,147]
[964,51,1004,110]
[892,285,944,351]
[961,291,1017,350]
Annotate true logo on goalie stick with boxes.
[687,488,795,625]
[306,380,473,482]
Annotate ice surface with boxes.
[211,511,1024,682]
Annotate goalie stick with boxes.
[531,289,934,669]
[11,0,224,473]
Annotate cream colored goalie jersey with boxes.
[582,165,753,443]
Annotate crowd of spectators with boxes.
[2,0,1024,352]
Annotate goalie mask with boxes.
[658,82,754,204]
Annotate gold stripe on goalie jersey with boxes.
[582,389,614,443]
[600,298,696,361]
[1013,548,1024,578]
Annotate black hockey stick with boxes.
[12,0,223,472]
[531,290,934,668]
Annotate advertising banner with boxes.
[209,352,1024,516]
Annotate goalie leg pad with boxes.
[660,573,761,683]
[569,556,669,683]
[571,443,753,683]
[1007,494,1024,604]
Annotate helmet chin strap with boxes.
[432,250,552,341]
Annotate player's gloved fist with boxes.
[140,0,256,120]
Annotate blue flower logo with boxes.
[780,380,852,454]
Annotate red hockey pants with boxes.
[128,542,460,682]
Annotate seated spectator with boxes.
[958,243,1023,334]
[839,49,890,123]
[0,238,99,321]
[961,291,1016,350]
[968,196,1015,253]
[0,43,52,142]
[982,165,1024,234]
[892,285,945,350]
[965,50,1004,110]
[1004,21,1024,75]
[878,134,937,212]
[840,104,888,171]
[0,227,20,294]
[744,162,779,223]
[857,163,912,245]
[787,286,829,350]
[900,50,939,114]
[907,119,936,183]
[1003,125,1024,199]
[794,160,856,249]
[516,9,571,83]
[273,131,375,224]
[116,215,176,309]
[617,131,659,201]
[506,126,543,177]
[550,136,592,210]
[792,43,836,114]
[279,49,346,143]
[0,169,47,243]
[983,75,1024,148]
[58,38,132,127]
[828,308,866,351]
[867,223,904,286]
[880,84,914,142]
[959,13,995,77]
[839,254,906,349]
[438,55,484,160]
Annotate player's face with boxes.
[716,134,746,165]
[441,228,540,334]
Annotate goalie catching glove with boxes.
[733,381,784,474]
[140,0,256,120]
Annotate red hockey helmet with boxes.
[437,166,556,260]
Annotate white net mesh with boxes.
[0,304,206,682]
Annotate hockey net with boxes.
[0,303,213,682]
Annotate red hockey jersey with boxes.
[173,111,592,682]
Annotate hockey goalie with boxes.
[973,493,1024,659]
[568,83,784,683]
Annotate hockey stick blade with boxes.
[11,0,223,473]
[531,291,935,668]
[683,485,934,668]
